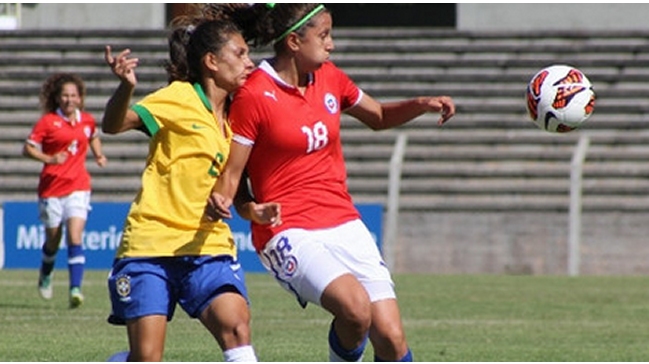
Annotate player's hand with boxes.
[423,96,455,126]
[205,191,233,221]
[48,151,68,165]
[95,154,108,167]
[104,45,138,86]
[249,202,282,227]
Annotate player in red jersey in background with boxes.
[207,4,455,362]
[23,73,108,308]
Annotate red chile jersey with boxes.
[230,60,365,251]
[26,109,96,198]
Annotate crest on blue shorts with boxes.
[116,275,131,301]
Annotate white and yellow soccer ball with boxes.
[526,64,596,133]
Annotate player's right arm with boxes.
[102,45,142,134]
[22,142,67,165]
[23,120,68,164]
[233,170,282,227]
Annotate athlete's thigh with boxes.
[259,228,350,307]
[177,256,250,319]
[61,190,91,221]
[199,291,252,350]
[322,219,396,302]
[370,298,405,338]
[126,314,168,362]
[38,197,63,228]
[369,298,408,359]
[65,217,86,244]
[107,258,177,324]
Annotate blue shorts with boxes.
[107,255,249,325]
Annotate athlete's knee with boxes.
[202,294,253,349]
[370,324,409,361]
[341,299,371,331]
[215,320,252,351]
[324,293,371,351]
[229,320,252,345]
[374,320,406,344]
[322,276,372,332]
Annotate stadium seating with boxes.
[2,28,649,213]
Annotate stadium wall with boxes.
[457,3,649,31]
[17,3,166,30]
[397,212,649,276]
[11,4,649,31]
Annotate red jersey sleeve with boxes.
[81,112,97,140]
[27,116,49,146]
[333,63,363,111]
[230,85,262,144]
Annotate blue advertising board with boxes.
[2,201,383,272]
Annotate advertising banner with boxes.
[2,202,383,272]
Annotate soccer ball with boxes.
[526,64,595,133]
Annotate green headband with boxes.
[273,4,326,44]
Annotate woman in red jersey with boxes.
[23,73,108,308]
[208,4,455,362]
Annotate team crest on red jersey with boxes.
[324,93,338,114]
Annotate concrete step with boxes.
[396,194,649,212]
[347,177,649,196]
[3,29,649,213]
[345,161,649,183]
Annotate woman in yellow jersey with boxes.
[101,5,279,362]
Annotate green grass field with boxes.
[1,270,649,361]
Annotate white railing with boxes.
[383,132,408,271]
[568,134,590,276]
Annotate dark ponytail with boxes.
[164,4,261,84]
[164,21,194,83]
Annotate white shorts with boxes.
[258,219,395,307]
[38,190,91,228]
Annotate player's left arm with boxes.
[346,93,456,130]
[206,142,252,220]
[89,134,107,167]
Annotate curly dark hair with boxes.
[39,73,86,114]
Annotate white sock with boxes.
[223,345,257,362]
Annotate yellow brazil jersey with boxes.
[116,81,235,258]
